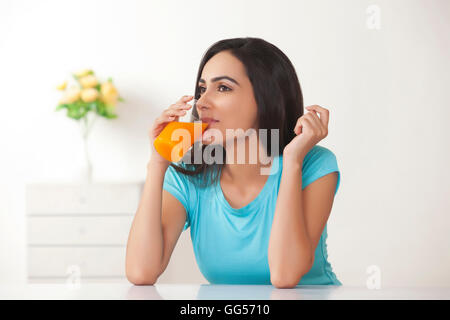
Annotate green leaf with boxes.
[105,113,118,119]
[67,108,79,119]
[89,102,97,111]
[95,101,105,116]
[65,101,88,120]
[55,104,68,111]
[118,97,125,102]
[107,77,113,83]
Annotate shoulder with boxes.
[164,163,195,187]
[164,163,184,183]
[163,163,198,232]
[301,145,340,193]
[163,163,200,210]
[164,162,209,192]
[303,145,338,169]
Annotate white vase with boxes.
[80,134,93,184]
[79,114,96,184]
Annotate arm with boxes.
[126,94,194,285]
[268,156,338,288]
[125,159,187,285]
[268,104,336,288]
[268,157,312,288]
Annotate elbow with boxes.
[270,272,302,289]
[126,267,159,286]
[270,260,313,289]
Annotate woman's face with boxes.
[196,50,258,147]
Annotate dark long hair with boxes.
[170,37,304,188]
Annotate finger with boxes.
[166,104,190,114]
[304,111,325,135]
[177,95,194,104]
[164,108,188,119]
[305,105,329,128]
[294,117,312,135]
[294,117,311,135]
[161,111,178,121]
[168,102,188,110]
[155,114,176,126]
[293,117,303,134]
[169,102,193,112]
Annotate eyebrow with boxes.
[198,76,240,86]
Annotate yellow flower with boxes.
[79,75,98,88]
[100,82,119,106]
[60,86,81,104]
[81,88,99,102]
[56,81,67,90]
[74,69,92,78]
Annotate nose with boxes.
[195,94,211,113]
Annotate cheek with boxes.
[218,115,254,136]
[214,91,258,134]
[223,100,257,129]
[238,94,258,129]
[234,108,258,131]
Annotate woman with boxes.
[126,37,341,288]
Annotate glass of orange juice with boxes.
[153,99,209,163]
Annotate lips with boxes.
[201,118,218,140]
[201,118,219,131]
[200,117,219,124]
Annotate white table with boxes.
[0,284,449,300]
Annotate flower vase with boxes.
[79,114,96,184]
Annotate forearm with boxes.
[268,157,313,285]
[125,159,169,282]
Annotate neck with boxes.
[221,135,274,182]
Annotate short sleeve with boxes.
[301,145,341,196]
[162,165,191,231]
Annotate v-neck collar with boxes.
[214,155,280,214]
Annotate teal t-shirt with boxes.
[163,145,342,286]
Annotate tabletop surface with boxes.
[1,284,449,300]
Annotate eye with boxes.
[218,85,231,92]
[198,86,206,95]
[197,84,231,96]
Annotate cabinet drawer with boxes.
[27,216,134,245]
[26,183,142,215]
[27,247,126,277]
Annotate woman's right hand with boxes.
[149,95,194,165]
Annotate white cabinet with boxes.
[25,183,143,283]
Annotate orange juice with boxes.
[154,121,209,162]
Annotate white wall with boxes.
[1,0,449,287]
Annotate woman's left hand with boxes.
[283,105,330,164]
